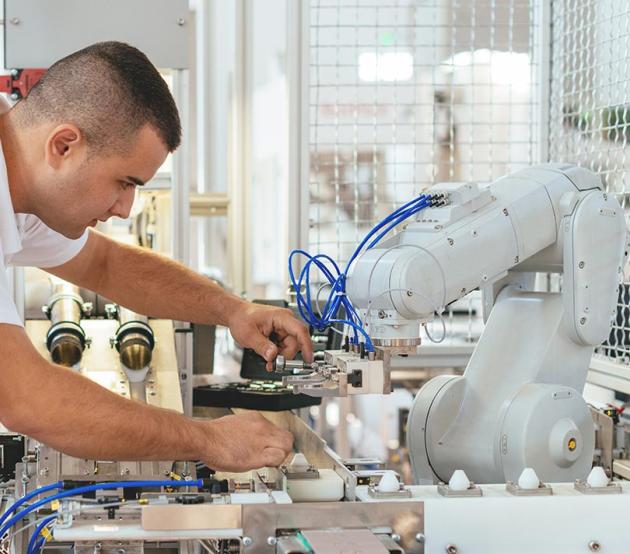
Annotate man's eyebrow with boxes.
[126,176,145,187]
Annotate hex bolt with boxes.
[267,536,277,546]
[242,537,253,547]
[415,533,425,543]
[446,545,458,554]
[588,541,601,552]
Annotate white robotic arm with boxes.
[347,163,625,348]
[282,164,628,484]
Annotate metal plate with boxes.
[141,504,242,531]
[5,0,189,68]
[242,502,423,554]
[302,529,389,554]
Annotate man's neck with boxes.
[0,111,33,214]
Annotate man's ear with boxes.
[45,124,84,169]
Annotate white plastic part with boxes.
[448,470,471,491]
[289,453,309,468]
[377,470,401,493]
[285,469,345,502]
[517,467,540,490]
[587,466,610,488]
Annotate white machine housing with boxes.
[346,164,629,484]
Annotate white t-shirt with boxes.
[0,147,88,326]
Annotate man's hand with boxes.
[201,412,294,471]
[228,302,314,370]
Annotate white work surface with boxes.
[357,482,630,553]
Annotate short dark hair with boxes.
[14,41,181,153]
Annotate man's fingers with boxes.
[250,335,278,364]
[275,314,314,362]
[270,428,294,452]
[262,446,291,467]
[278,335,299,361]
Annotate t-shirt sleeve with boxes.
[9,216,89,268]
[0,269,23,327]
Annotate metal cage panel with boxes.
[308,0,540,341]
[548,0,630,364]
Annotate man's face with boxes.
[41,124,168,239]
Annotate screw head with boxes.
[415,533,425,543]
[378,309,386,319]
[267,536,277,546]
[446,545,458,554]
[242,536,253,547]
[391,534,401,542]
[580,317,587,325]
[579,261,585,269]
[177,17,186,25]
[9,17,20,25]
[589,541,601,552]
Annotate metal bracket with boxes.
[506,481,553,496]
[437,482,483,497]
[574,479,622,494]
[367,484,412,499]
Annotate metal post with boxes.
[171,67,193,415]
[171,68,191,266]
[229,0,252,297]
[287,0,311,271]
[535,0,552,164]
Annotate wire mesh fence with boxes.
[308,0,540,341]
[548,0,630,363]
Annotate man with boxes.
[0,42,313,472]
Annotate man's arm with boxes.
[47,230,313,367]
[0,323,293,471]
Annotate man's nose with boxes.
[111,188,136,219]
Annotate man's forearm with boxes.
[11,360,209,462]
[99,238,243,326]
